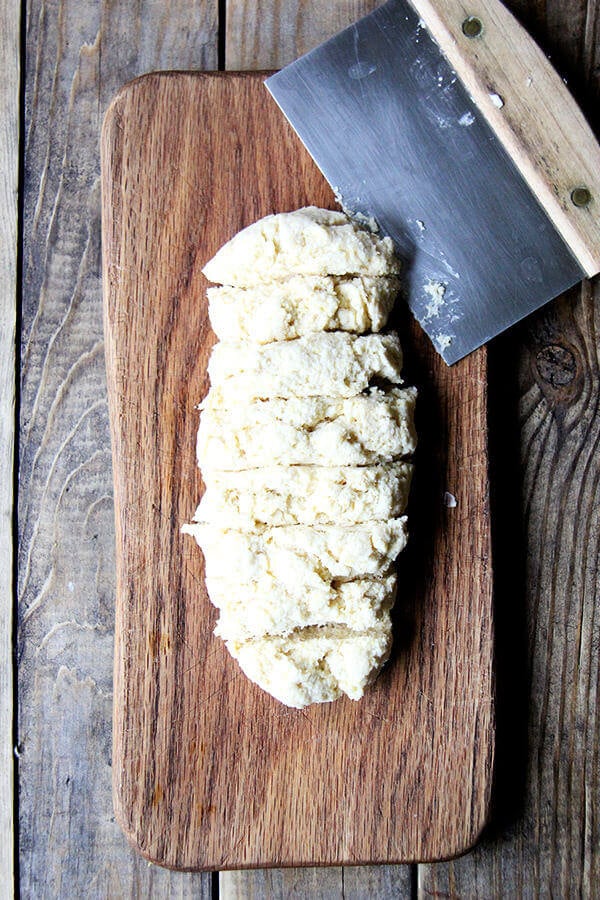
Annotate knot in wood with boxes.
[535,344,576,388]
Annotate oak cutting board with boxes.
[101,72,494,870]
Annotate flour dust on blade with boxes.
[266,0,600,364]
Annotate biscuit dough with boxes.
[211,574,396,641]
[207,274,399,343]
[202,206,400,286]
[193,462,413,527]
[224,625,393,707]
[184,518,408,586]
[206,332,404,401]
[184,206,416,708]
[197,387,417,469]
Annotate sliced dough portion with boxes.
[184,519,407,587]
[207,332,403,402]
[224,624,393,708]
[210,574,396,641]
[197,386,417,470]
[207,275,400,343]
[202,206,400,287]
[193,462,413,527]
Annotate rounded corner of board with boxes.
[112,777,214,872]
[102,73,170,135]
[448,821,491,862]
[112,790,148,862]
[422,816,492,865]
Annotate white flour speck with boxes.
[435,333,453,352]
[440,256,460,279]
[459,111,475,126]
[444,491,457,508]
[333,191,380,233]
[489,92,504,108]
[416,219,426,232]
[423,280,447,319]
[346,210,379,232]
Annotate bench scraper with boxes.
[266,0,600,363]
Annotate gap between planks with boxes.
[18,1,218,897]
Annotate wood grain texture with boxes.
[419,292,600,900]
[102,71,494,871]
[18,2,217,896]
[223,864,411,896]
[220,867,347,898]
[225,0,379,68]
[221,865,413,898]
[412,0,600,276]
[419,0,600,896]
[0,0,20,894]
[16,0,599,893]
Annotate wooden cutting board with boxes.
[101,72,494,871]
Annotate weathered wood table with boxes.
[3,0,599,896]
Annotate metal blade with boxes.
[266,0,584,364]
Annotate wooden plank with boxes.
[18,2,217,896]
[0,0,20,894]
[419,0,600,895]
[419,287,600,897]
[220,868,345,899]
[221,865,413,898]
[342,865,415,898]
[225,0,380,68]
[223,5,414,896]
[103,70,493,871]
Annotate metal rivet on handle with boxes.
[571,187,592,208]
[462,16,483,37]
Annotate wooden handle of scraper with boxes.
[411,0,600,277]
